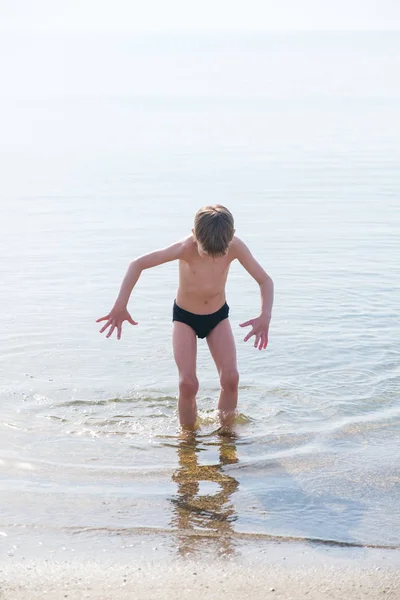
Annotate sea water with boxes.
[0,31,399,559]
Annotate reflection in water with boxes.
[171,431,239,557]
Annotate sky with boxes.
[1,0,400,33]
[0,0,399,196]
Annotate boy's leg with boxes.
[206,319,239,428]
[173,321,198,429]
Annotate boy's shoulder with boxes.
[172,234,249,261]
[181,233,196,245]
[180,234,196,250]
[174,234,197,259]
[229,235,247,258]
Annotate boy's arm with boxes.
[97,240,184,339]
[114,241,184,308]
[232,237,274,350]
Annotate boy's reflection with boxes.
[171,430,239,557]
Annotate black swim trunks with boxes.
[172,300,229,339]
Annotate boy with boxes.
[97,205,273,429]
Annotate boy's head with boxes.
[193,205,235,258]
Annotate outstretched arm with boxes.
[96,240,184,339]
[233,237,274,350]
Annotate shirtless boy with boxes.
[97,205,274,429]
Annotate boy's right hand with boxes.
[96,306,138,340]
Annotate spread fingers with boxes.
[244,329,255,342]
[106,323,116,338]
[99,321,112,334]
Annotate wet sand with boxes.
[1,539,399,600]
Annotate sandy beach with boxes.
[1,538,399,600]
[1,558,399,600]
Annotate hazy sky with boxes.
[1,0,400,32]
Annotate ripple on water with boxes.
[0,377,399,550]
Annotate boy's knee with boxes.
[179,375,199,398]
[220,369,239,392]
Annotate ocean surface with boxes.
[0,31,399,560]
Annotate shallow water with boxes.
[0,31,400,559]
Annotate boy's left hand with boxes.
[240,315,270,350]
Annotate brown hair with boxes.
[194,205,234,257]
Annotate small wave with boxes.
[5,523,398,550]
[320,403,400,437]
[56,395,177,408]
